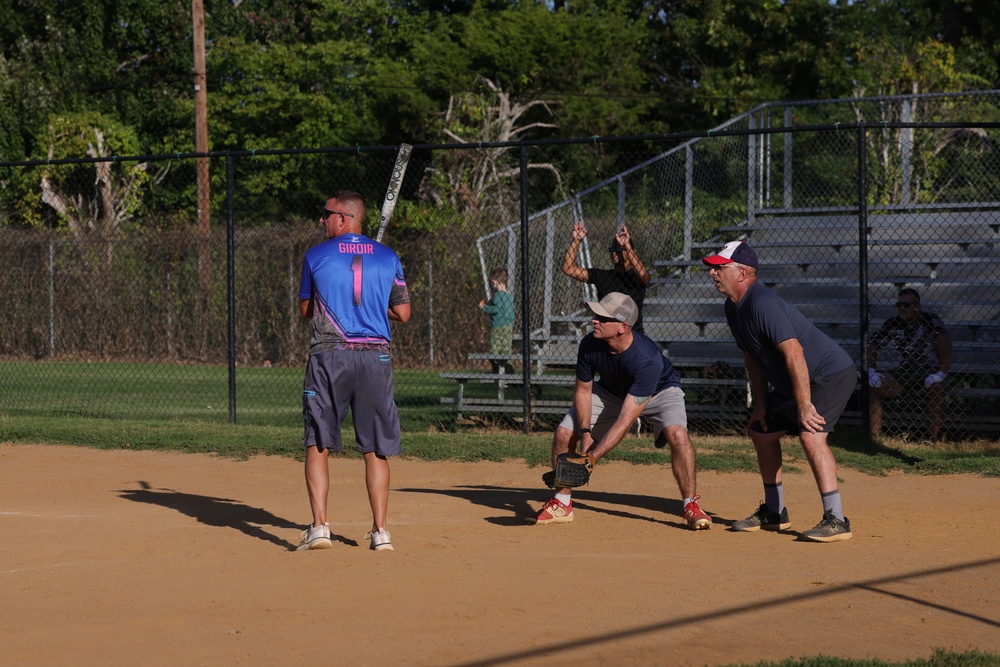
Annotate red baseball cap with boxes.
[701,241,759,269]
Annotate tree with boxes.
[0,0,194,158]
[812,0,993,206]
[646,0,842,123]
[416,75,562,217]
[409,1,660,138]
[34,113,162,272]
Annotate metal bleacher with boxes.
[648,205,1000,432]
[464,91,1000,433]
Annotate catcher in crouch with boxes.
[529,292,712,529]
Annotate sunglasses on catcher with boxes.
[895,302,918,309]
[592,314,623,324]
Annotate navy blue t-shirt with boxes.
[575,331,681,398]
[724,282,854,396]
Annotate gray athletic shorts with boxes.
[559,383,688,445]
[750,364,857,436]
[302,350,401,456]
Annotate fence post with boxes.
[48,240,55,357]
[519,143,531,432]
[227,153,237,424]
[857,124,871,438]
[427,247,435,365]
[783,106,793,209]
[747,113,757,226]
[617,177,626,231]
[900,99,913,206]
[544,211,555,342]
[763,108,771,209]
[684,144,693,261]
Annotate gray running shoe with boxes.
[366,527,394,551]
[732,502,791,532]
[799,510,853,543]
[296,523,333,551]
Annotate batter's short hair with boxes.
[331,190,367,220]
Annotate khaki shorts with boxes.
[559,383,688,445]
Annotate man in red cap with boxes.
[528,291,712,531]
[703,241,856,542]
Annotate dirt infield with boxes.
[2,443,998,667]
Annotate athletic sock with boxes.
[555,492,572,507]
[821,489,844,521]
[764,482,784,514]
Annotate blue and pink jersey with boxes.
[299,233,410,351]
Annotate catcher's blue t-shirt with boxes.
[724,281,853,396]
[575,331,681,398]
[298,233,409,350]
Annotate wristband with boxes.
[577,428,591,436]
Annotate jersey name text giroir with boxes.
[339,242,375,255]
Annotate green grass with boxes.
[2,360,999,474]
[0,360,456,428]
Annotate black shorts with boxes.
[302,349,401,456]
[889,365,936,394]
[751,364,857,436]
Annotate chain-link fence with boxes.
[2,90,999,440]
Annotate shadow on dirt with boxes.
[397,484,730,529]
[117,481,357,550]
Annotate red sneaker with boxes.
[528,497,574,525]
[683,495,712,530]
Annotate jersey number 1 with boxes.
[350,255,363,306]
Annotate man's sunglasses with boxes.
[321,208,355,219]
[593,314,621,323]
[895,302,918,309]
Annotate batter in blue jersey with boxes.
[295,191,411,553]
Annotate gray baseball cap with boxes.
[585,292,638,327]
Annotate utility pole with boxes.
[193,0,212,315]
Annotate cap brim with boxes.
[585,300,616,319]
[701,255,733,266]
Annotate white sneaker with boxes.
[366,528,394,551]
[296,523,332,551]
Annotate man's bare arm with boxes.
[617,224,650,286]
[936,332,953,373]
[776,337,825,433]
[561,221,590,282]
[388,303,411,323]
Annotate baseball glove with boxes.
[551,452,596,488]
